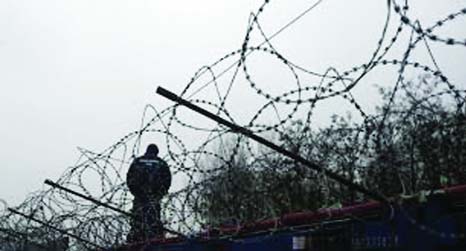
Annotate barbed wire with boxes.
[1,0,465,250]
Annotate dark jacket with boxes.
[126,155,171,201]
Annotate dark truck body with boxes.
[113,185,466,251]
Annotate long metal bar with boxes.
[156,86,389,204]
[44,179,186,239]
[45,179,130,216]
[8,208,103,250]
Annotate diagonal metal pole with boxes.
[45,179,130,216]
[156,86,389,204]
[44,179,186,239]
[8,208,104,250]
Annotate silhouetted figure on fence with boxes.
[126,144,171,242]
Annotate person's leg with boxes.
[127,200,144,243]
[154,202,163,237]
[145,200,163,239]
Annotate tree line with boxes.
[189,74,466,226]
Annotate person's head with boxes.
[145,144,159,157]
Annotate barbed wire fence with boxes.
[1,0,465,250]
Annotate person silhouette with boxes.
[126,144,171,242]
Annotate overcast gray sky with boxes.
[1,0,465,205]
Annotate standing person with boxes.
[126,144,171,242]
